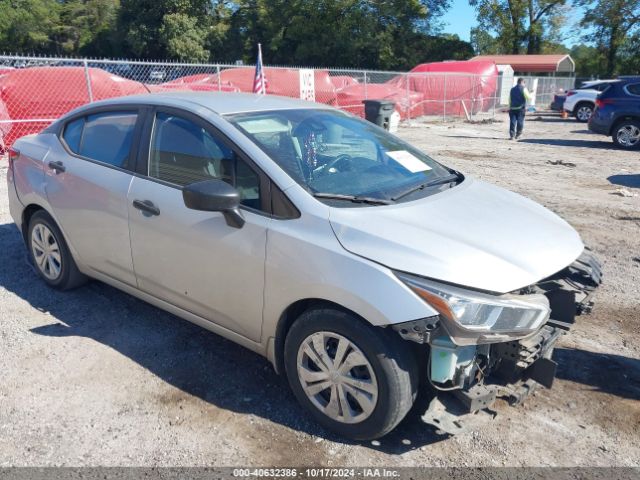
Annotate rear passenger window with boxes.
[626,83,640,96]
[62,118,84,152]
[80,112,137,167]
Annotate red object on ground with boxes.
[151,73,241,93]
[335,83,424,119]
[206,67,339,106]
[330,75,359,89]
[388,60,499,116]
[0,67,147,148]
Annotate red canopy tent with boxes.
[206,67,339,105]
[388,60,499,116]
[151,73,240,93]
[329,75,359,89]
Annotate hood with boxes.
[329,178,584,293]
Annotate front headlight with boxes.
[396,272,550,344]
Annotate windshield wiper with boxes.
[313,192,392,205]
[391,172,463,201]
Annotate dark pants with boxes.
[509,108,525,138]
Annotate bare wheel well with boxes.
[273,299,366,376]
[21,204,45,243]
[575,101,594,108]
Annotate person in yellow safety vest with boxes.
[508,78,533,140]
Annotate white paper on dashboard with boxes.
[386,150,431,173]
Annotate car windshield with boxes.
[227,109,455,204]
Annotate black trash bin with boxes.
[363,100,395,130]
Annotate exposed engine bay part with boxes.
[526,248,602,329]
[421,394,497,435]
[491,325,561,385]
[429,338,476,386]
[418,248,603,435]
[423,323,564,433]
[391,316,441,344]
[422,372,549,434]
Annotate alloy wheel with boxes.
[296,331,378,424]
[31,223,62,280]
[576,106,592,121]
[617,124,640,147]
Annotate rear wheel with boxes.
[284,308,418,440]
[574,102,593,122]
[28,211,87,290]
[612,120,640,150]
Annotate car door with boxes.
[44,107,144,286]
[127,108,271,342]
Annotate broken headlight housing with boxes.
[396,272,551,345]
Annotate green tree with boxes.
[224,0,454,69]
[414,34,474,62]
[468,0,568,54]
[470,27,501,54]
[159,13,209,62]
[117,0,222,59]
[0,0,471,67]
[0,0,61,53]
[617,33,640,74]
[577,0,640,77]
[55,0,119,56]
[569,43,605,77]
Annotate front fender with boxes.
[262,211,438,346]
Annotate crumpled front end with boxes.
[400,250,602,434]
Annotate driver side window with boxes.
[149,112,262,210]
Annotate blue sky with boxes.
[440,1,476,42]
[440,0,583,47]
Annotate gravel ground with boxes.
[0,112,638,467]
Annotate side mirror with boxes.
[182,179,245,229]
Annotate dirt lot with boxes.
[0,112,638,467]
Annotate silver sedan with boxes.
[7,92,601,439]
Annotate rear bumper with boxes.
[422,250,603,434]
[550,96,566,111]
[588,116,610,135]
[6,161,25,234]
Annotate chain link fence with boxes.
[0,54,573,150]
[517,75,576,107]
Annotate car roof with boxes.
[86,91,327,115]
[580,79,618,86]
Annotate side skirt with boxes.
[83,268,269,360]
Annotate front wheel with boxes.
[284,308,418,440]
[612,120,640,150]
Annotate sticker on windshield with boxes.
[386,150,431,173]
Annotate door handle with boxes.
[47,160,65,173]
[132,199,160,216]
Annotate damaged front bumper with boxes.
[420,249,602,434]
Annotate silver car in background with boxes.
[6,92,601,439]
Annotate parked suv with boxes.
[564,80,617,122]
[588,77,640,150]
[7,92,601,439]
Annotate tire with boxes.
[27,210,87,290]
[284,308,418,440]
[612,119,640,150]
[574,102,593,122]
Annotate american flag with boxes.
[253,43,267,95]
